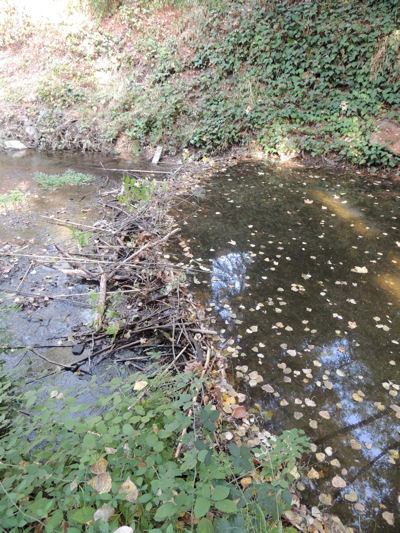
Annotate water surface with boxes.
[178,161,400,532]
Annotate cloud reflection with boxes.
[210,252,251,321]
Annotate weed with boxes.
[34,169,95,190]
[0,190,26,211]
[70,228,92,250]
[0,371,309,531]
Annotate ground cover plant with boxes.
[1,0,398,166]
[131,0,399,165]
[0,368,309,532]
[0,190,26,211]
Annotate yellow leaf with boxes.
[134,380,148,391]
[240,477,252,489]
[307,467,320,479]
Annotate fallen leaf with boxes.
[118,477,139,502]
[89,472,112,494]
[232,405,247,419]
[240,477,252,489]
[382,512,394,526]
[90,458,108,475]
[332,475,346,488]
[94,504,115,522]
[134,380,148,391]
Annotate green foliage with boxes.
[125,0,399,166]
[117,176,158,205]
[0,363,20,438]
[71,228,92,250]
[0,190,26,211]
[34,169,95,190]
[36,78,87,108]
[81,0,123,18]
[0,372,309,532]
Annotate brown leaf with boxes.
[118,477,139,502]
[90,458,108,474]
[232,405,247,419]
[89,472,112,494]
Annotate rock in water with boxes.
[72,344,85,356]
[4,140,27,150]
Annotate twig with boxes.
[93,271,107,329]
[96,167,172,174]
[16,261,33,292]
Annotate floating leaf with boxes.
[351,266,368,274]
[319,493,332,506]
[345,491,358,503]
[307,467,320,479]
[350,439,362,450]
[305,398,316,407]
[332,475,346,488]
[382,512,394,526]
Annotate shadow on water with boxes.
[177,161,400,531]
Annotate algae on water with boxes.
[34,169,94,190]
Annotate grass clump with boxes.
[0,190,26,211]
[34,169,95,190]
[0,370,309,532]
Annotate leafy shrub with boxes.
[0,372,309,532]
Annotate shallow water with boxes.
[178,161,400,532]
[0,150,168,389]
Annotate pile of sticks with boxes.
[40,178,214,374]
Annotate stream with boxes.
[1,152,399,531]
[177,161,400,532]
[0,150,173,393]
